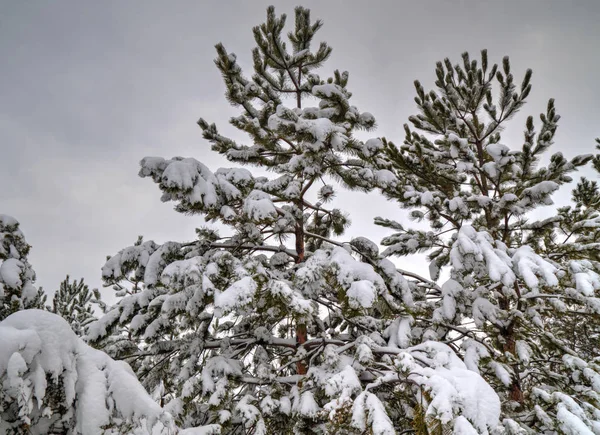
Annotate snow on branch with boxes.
[139,157,256,219]
[0,310,175,434]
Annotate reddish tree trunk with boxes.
[500,288,524,405]
[294,214,307,375]
[295,324,307,375]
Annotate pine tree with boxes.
[51,275,101,336]
[0,214,46,321]
[531,138,600,366]
[87,236,168,405]
[0,309,174,434]
[88,8,500,434]
[369,50,600,432]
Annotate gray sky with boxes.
[1,1,599,301]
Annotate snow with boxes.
[236,395,261,425]
[490,362,512,387]
[180,425,222,435]
[347,279,376,308]
[482,161,498,178]
[295,244,392,309]
[397,316,414,348]
[486,143,510,163]
[312,83,345,99]
[451,225,515,286]
[453,416,479,435]
[374,169,397,186]
[557,406,594,435]
[0,258,23,289]
[102,240,159,280]
[144,242,181,286]
[384,316,414,349]
[462,339,490,375]
[519,181,560,208]
[450,225,561,293]
[201,356,242,397]
[268,280,313,314]
[0,214,19,227]
[473,297,498,327]
[440,279,460,320]
[298,391,319,418]
[515,340,531,364]
[324,364,362,398]
[421,190,435,205]
[329,245,385,289]
[214,276,257,313]
[161,256,203,288]
[243,190,278,221]
[351,392,395,435]
[0,310,175,434]
[139,157,255,214]
[512,245,558,289]
[20,281,38,303]
[351,236,379,258]
[267,104,349,154]
[447,133,468,148]
[407,343,501,433]
[378,258,413,307]
[362,138,384,157]
[215,166,253,185]
[570,260,600,296]
[448,196,468,215]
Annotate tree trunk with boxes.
[499,287,524,404]
[294,217,307,375]
[293,67,308,376]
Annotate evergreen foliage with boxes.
[369,49,600,433]
[0,215,46,321]
[3,7,600,435]
[0,310,174,434]
[51,275,102,336]
[86,7,499,434]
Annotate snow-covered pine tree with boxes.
[88,8,500,434]
[87,236,168,405]
[525,138,600,366]
[0,215,46,321]
[0,309,175,434]
[369,50,600,433]
[51,275,102,336]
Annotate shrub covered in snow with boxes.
[0,310,175,434]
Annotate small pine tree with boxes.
[51,275,101,336]
[0,214,46,321]
[369,50,600,432]
[87,236,165,402]
[0,310,175,434]
[88,7,500,434]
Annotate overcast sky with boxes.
[1,1,599,301]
